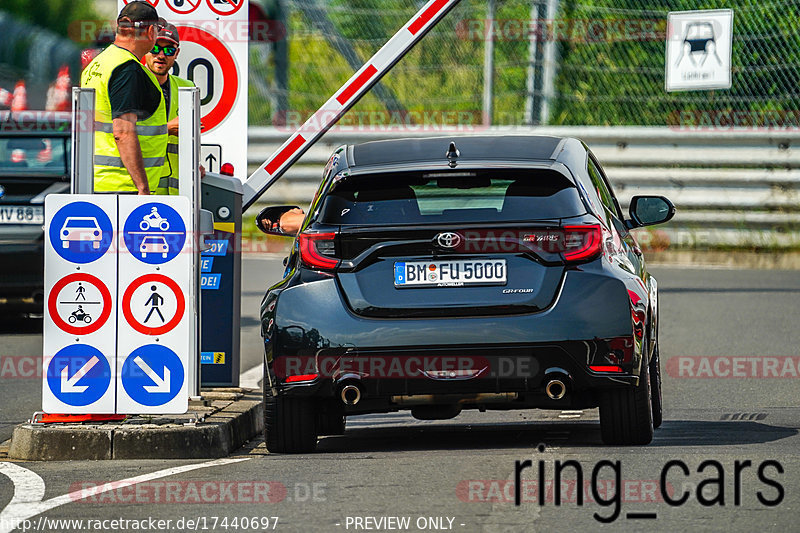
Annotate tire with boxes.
[159,220,169,231]
[599,358,654,445]
[68,315,76,323]
[264,391,318,454]
[140,221,149,231]
[84,315,92,324]
[649,333,663,429]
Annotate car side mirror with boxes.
[627,196,675,228]
[255,205,301,237]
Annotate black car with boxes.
[257,135,675,453]
[0,111,71,313]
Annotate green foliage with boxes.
[0,0,98,39]
[249,0,800,126]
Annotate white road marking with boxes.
[558,410,583,419]
[239,364,262,390]
[0,457,249,533]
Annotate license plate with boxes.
[0,206,44,225]
[394,259,507,287]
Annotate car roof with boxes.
[347,135,568,170]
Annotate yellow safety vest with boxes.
[80,44,167,193]
[156,75,195,195]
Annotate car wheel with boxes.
[264,392,318,453]
[93,241,99,249]
[649,333,663,429]
[599,358,654,445]
[62,241,69,248]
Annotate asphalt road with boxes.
[1,259,799,532]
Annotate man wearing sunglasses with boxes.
[145,19,201,195]
[80,1,168,195]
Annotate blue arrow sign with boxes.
[122,202,186,265]
[120,345,184,406]
[46,345,111,406]
[48,201,113,264]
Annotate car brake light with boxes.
[589,365,623,373]
[562,224,603,262]
[285,373,319,383]
[298,232,339,270]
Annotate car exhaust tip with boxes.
[545,379,567,400]
[340,384,362,406]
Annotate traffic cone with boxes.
[46,66,71,111]
[10,80,27,112]
[0,87,11,108]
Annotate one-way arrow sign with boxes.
[60,355,99,393]
[134,356,171,393]
[45,345,112,410]
[119,344,185,411]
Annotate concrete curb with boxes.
[8,392,264,461]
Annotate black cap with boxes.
[117,1,159,29]
[156,17,180,45]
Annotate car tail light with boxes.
[562,224,603,262]
[298,232,339,270]
[589,365,623,373]
[285,373,319,383]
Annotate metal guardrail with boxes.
[246,127,800,248]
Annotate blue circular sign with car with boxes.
[123,202,186,265]
[48,201,113,264]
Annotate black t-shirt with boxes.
[160,78,171,116]
[108,51,161,120]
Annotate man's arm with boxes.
[167,116,179,136]
[113,112,150,195]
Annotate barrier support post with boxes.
[70,88,95,194]
[178,86,202,398]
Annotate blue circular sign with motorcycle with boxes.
[122,202,186,265]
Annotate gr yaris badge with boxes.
[435,232,462,249]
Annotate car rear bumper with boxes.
[264,267,643,408]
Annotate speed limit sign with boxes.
[116,0,248,179]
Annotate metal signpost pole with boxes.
[178,87,202,399]
[70,88,95,194]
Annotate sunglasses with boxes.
[151,44,177,56]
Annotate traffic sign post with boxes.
[43,195,117,413]
[117,196,191,413]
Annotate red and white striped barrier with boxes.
[242,0,462,209]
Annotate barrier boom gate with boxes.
[201,0,463,386]
[241,0,463,210]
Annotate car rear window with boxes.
[0,136,68,173]
[317,169,586,225]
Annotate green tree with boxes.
[0,0,98,40]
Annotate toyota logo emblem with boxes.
[435,232,462,249]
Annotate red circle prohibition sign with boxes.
[176,25,239,133]
[165,0,201,15]
[123,0,159,6]
[206,0,243,17]
[122,274,186,336]
[48,273,112,335]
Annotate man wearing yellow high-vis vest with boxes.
[80,1,167,195]
[145,20,197,195]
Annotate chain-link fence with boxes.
[249,0,800,128]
